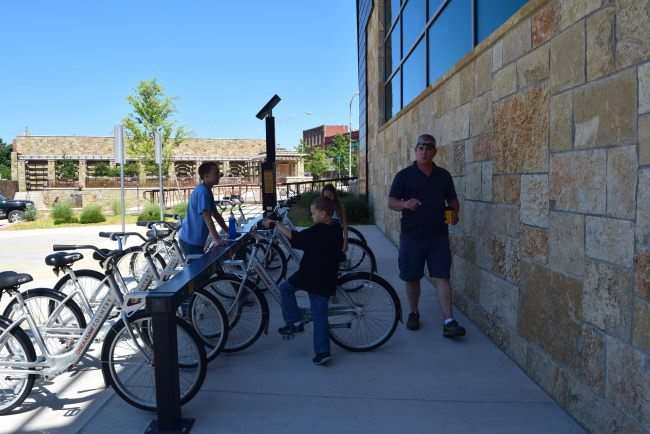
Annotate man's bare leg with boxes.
[433,278,453,320]
[406,280,421,313]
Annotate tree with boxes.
[0,138,11,180]
[297,140,329,179]
[123,79,187,175]
[55,158,79,181]
[327,134,352,178]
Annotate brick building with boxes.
[357,0,650,432]
[302,125,350,147]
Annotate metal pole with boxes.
[348,92,359,178]
[155,131,164,220]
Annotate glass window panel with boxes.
[428,0,472,85]
[402,0,426,53]
[428,0,445,20]
[402,38,426,107]
[385,19,401,79]
[385,71,401,120]
[476,0,527,43]
[386,0,402,29]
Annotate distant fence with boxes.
[0,180,18,198]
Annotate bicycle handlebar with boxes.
[99,231,148,243]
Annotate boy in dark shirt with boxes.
[263,197,343,366]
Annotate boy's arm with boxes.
[212,208,229,233]
[202,210,223,242]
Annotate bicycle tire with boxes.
[246,239,287,285]
[339,238,378,274]
[123,247,166,284]
[328,272,400,352]
[201,274,269,353]
[347,226,368,246]
[53,269,108,316]
[101,312,207,412]
[3,288,87,354]
[187,289,229,362]
[0,317,36,415]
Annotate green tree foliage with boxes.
[327,134,356,178]
[0,138,11,180]
[55,158,79,181]
[123,79,187,175]
[296,140,330,179]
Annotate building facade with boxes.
[358,0,650,432]
[302,125,350,147]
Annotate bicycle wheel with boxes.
[3,289,87,355]
[54,269,109,315]
[122,248,166,285]
[347,226,368,246]
[185,289,229,362]
[201,275,268,353]
[246,240,287,285]
[101,312,207,412]
[339,238,378,274]
[328,272,400,352]
[0,318,36,415]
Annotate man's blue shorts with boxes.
[398,235,452,281]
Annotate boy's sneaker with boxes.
[443,320,466,338]
[406,312,420,331]
[312,352,332,366]
[278,322,304,336]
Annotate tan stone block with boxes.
[435,104,470,145]
[559,0,601,30]
[521,225,548,263]
[640,63,650,115]
[550,22,585,93]
[436,74,461,116]
[489,204,521,238]
[586,7,615,81]
[606,337,650,424]
[641,115,650,165]
[464,162,482,200]
[490,237,507,277]
[481,161,493,202]
[550,91,573,151]
[502,18,532,65]
[459,62,475,105]
[549,149,606,214]
[532,0,561,47]
[637,169,650,247]
[616,0,650,69]
[549,211,585,277]
[517,45,549,88]
[493,63,517,101]
[520,174,549,228]
[633,298,650,352]
[494,86,549,174]
[479,270,519,329]
[519,262,583,366]
[583,260,633,340]
[506,237,521,284]
[465,134,494,162]
[492,40,503,72]
[635,252,650,300]
[574,69,637,148]
[607,146,638,220]
[493,174,520,204]
[450,141,464,177]
[586,216,635,267]
[469,92,493,137]
[474,49,492,96]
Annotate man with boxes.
[178,162,229,255]
[388,134,466,338]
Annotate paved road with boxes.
[0,225,585,434]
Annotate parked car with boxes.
[0,193,34,223]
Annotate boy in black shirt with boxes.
[263,197,343,366]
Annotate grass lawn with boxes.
[5,214,140,231]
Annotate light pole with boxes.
[348,92,359,178]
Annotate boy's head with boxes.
[310,197,335,224]
[198,162,221,186]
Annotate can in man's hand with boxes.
[444,207,455,225]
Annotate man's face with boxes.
[204,166,220,185]
[415,144,436,164]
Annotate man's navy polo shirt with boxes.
[389,162,457,239]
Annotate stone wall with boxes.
[365,0,650,432]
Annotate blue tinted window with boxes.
[385,19,401,79]
[428,0,445,20]
[403,39,426,107]
[402,0,426,53]
[386,71,401,120]
[428,0,472,85]
[386,0,401,29]
[476,0,527,42]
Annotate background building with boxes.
[302,125,350,147]
[358,0,650,432]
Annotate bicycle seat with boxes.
[0,271,33,289]
[45,252,84,267]
[146,228,171,240]
[92,248,115,261]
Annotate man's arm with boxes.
[202,210,222,242]
[212,208,229,233]
[389,196,421,211]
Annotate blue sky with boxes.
[0,1,359,149]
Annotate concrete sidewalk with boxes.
[1,226,585,434]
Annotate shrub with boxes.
[138,201,161,223]
[173,201,187,219]
[24,205,38,222]
[79,204,106,224]
[111,199,122,216]
[341,195,372,224]
[51,201,75,224]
